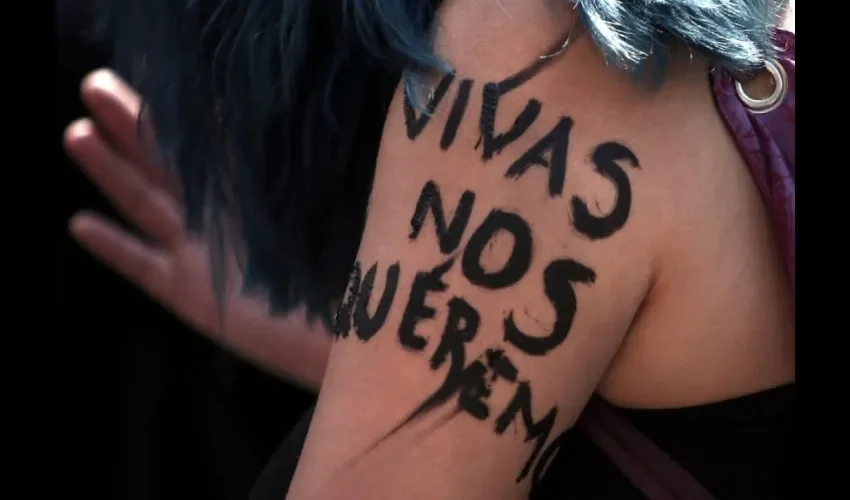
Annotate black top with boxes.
[249,384,796,499]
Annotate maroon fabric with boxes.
[581,398,718,500]
[714,30,796,295]
[578,30,796,500]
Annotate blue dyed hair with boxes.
[97,0,787,327]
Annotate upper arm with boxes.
[287,6,664,499]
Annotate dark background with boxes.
[55,9,313,500]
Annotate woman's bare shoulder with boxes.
[284,2,779,498]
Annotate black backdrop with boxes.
[55,16,314,500]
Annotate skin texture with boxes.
[64,71,331,391]
[64,3,796,400]
[283,1,794,499]
[64,3,795,499]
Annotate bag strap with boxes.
[578,397,718,500]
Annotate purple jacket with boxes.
[714,29,796,294]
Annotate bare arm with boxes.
[65,70,331,391]
[283,2,683,498]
